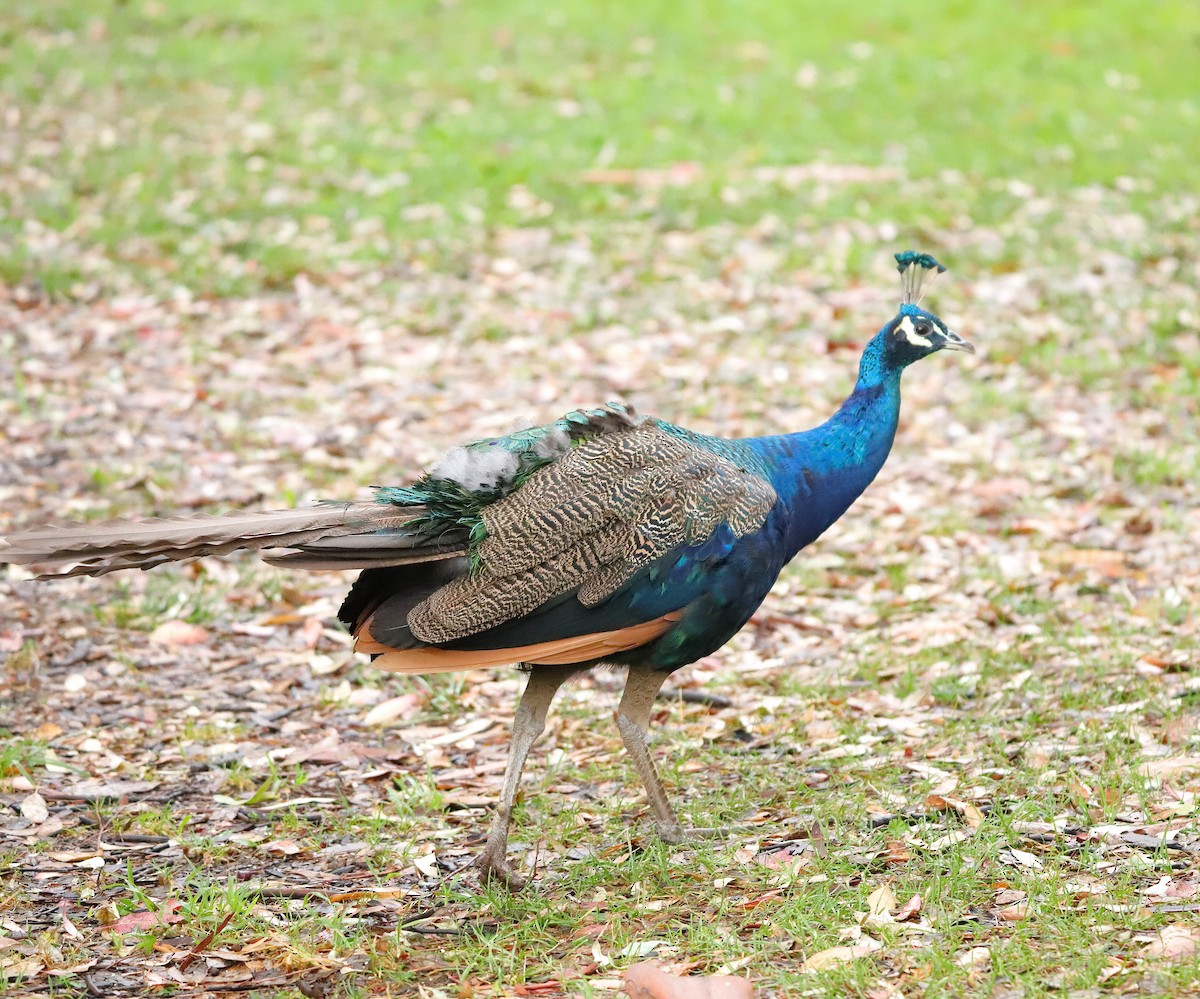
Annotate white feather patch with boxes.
[533,428,571,461]
[432,446,520,491]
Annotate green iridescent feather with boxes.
[894,250,946,274]
[373,403,642,564]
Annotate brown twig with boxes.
[660,686,734,708]
[99,833,172,845]
[204,978,292,993]
[249,885,332,900]
[178,911,234,972]
[399,924,468,936]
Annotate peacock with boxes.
[1,252,973,888]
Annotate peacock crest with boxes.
[895,250,946,306]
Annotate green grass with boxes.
[4,638,1198,994]
[0,734,53,782]
[236,669,1200,994]
[2,0,1198,292]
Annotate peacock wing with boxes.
[270,403,644,570]
[405,421,778,645]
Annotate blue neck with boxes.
[750,338,902,558]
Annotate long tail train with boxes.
[0,502,462,577]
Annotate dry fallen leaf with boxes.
[260,839,303,856]
[108,900,183,934]
[59,905,82,939]
[149,620,210,646]
[924,793,985,829]
[1143,878,1199,901]
[411,852,439,878]
[57,779,159,802]
[308,653,342,675]
[1139,756,1200,778]
[301,615,324,648]
[999,847,1044,870]
[362,693,422,727]
[0,955,44,982]
[47,850,104,863]
[867,884,897,916]
[956,946,991,970]
[623,961,753,999]
[755,844,809,872]
[861,884,898,928]
[18,791,48,824]
[894,894,922,922]
[800,937,882,972]
[994,888,1030,922]
[926,829,974,851]
[1141,924,1200,963]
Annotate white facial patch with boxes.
[896,315,933,348]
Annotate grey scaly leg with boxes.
[616,665,686,842]
[474,665,577,890]
[616,664,729,844]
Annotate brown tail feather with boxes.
[0,502,454,578]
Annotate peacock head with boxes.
[876,252,974,369]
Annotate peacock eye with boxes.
[914,321,931,335]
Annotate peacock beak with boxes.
[938,328,975,354]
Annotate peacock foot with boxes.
[655,822,732,845]
[472,849,527,891]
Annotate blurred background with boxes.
[3,0,1197,293]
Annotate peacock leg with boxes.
[616,665,690,842]
[474,665,576,890]
[617,665,731,844]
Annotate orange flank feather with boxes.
[358,612,683,675]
